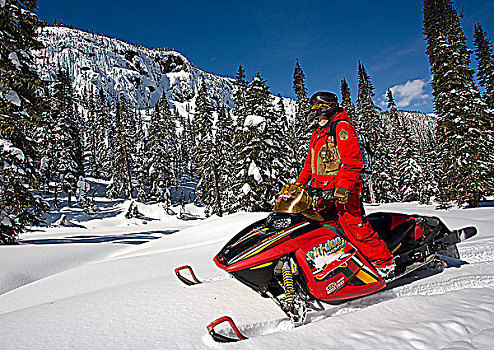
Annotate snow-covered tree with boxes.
[86,87,111,178]
[0,0,47,243]
[48,67,84,206]
[107,98,134,198]
[289,59,311,178]
[133,110,149,202]
[356,62,387,203]
[423,0,494,207]
[232,70,282,211]
[232,64,248,126]
[147,95,176,208]
[473,23,494,112]
[341,78,357,120]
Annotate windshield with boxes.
[273,184,313,214]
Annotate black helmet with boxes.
[307,92,339,122]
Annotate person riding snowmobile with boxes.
[296,91,395,279]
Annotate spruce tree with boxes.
[423,0,494,207]
[0,0,47,243]
[147,95,176,208]
[86,87,111,178]
[340,78,357,120]
[473,23,494,112]
[50,67,84,206]
[193,81,223,215]
[133,110,149,202]
[291,59,310,176]
[232,65,249,126]
[234,70,281,211]
[385,89,402,201]
[356,62,381,202]
[107,98,134,198]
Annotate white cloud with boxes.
[386,79,429,108]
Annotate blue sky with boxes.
[37,0,494,114]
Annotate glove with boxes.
[334,187,349,205]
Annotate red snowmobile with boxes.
[175,184,477,342]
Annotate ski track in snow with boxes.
[2,202,494,349]
[205,245,494,345]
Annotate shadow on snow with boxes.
[20,230,178,245]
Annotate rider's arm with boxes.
[296,148,312,187]
[296,135,314,187]
[334,122,363,193]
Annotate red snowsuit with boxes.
[297,109,393,269]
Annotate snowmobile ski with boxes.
[207,316,248,342]
[174,265,201,286]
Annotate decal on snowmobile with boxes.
[306,237,348,280]
[229,226,269,249]
[306,237,344,262]
[326,276,345,295]
[228,222,310,265]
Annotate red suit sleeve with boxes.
[334,122,363,192]
[296,134,314,186]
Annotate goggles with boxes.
[310,103,333,110]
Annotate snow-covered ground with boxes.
[1,199,494,349]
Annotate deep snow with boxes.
[1,199,494,349]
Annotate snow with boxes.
[242,183,251,195]
[1,199,494,349]
[9,52,21,69]
[244,114,266,128]
[0,138,25,162]
[5,89,21,107]
[248,160,262,182]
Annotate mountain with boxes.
[32,26,296,118]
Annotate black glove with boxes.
[320,190,335,200]
[334,187,349,205]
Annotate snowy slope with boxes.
[1,201,494,349]
[32,26,297,119]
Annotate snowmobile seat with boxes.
[367,213,416,253]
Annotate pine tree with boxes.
[292,58,308,115]
[49,67,84,206]
[107,98,134,198]
[86,87,111,178]
[133,110,149,202]
[291,59,310,176]
[356,62,382,202]
[274,94,291,185]
[340,78,357,120]
[217,106,236,213]
[232,65,249,126]
[233,70,281,211]
[423,0,494,207]
[193,81,223,215]
[147,95,176,208]
[473,23,494,112]
[0,0,47,243]
[385,89,402,201]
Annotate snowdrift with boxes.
[1,203,494,349]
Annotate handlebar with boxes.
[306,187,337,201]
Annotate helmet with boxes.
[307,92,339,123]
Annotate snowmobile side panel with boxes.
[294,228,385,301]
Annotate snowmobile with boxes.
[175,184,477,342]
